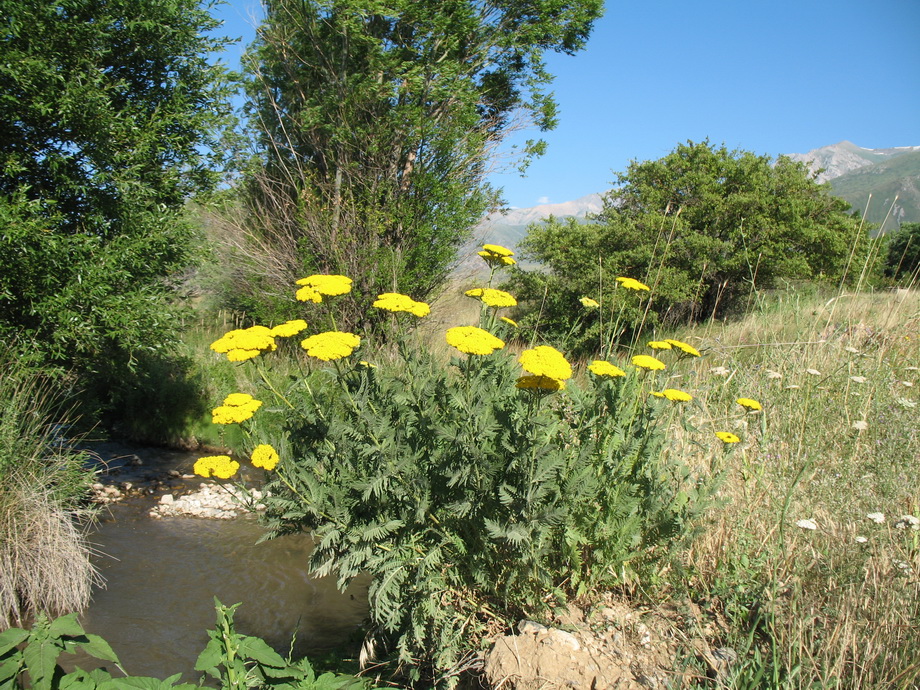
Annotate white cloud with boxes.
[536,196,550,205]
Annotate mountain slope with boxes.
[827,150,920,231]
[787,140,920,183]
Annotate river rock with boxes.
[148,482,257,520]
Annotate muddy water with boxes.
[79,444,369,681]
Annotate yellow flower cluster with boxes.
[715,431,741,444]
[250,444,280,471]
[193,455,240,479]
[588,360,626,378]
[478,243,516,267]
[372,292,431,317]
[212,393,263,425]
[500,316,518,328]
[270,320,308,338]
[647,340,673,350]
[465,287,517,308]
[651,388,693,402]
[736,397,762,411]
[301,331,361,361]
[631,354,666,371]
[616,276,651,291]
[516,375,566,391]
[210,326,277,362]
[664,339,701,357]
[445,326,505,355]
[579,296,599,308]
[519,346,572,381]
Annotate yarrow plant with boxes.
[200,255,723,687]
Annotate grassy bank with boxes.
[655,287,920,686]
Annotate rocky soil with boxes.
[482,597,733,689]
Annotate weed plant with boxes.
[0,351,97,628]
[195,252,716,687]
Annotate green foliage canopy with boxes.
[508,140,869,354]
[235,0,603,330]
[885,222,920,281]
[0,0,235,422]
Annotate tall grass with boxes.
[656,287,920,687]
[0,353,98,628]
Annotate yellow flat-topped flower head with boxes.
[373,292,430,317]
[465,287,517,308]
[210,326,277,362]
[632,354,666,371]
[251,444,280,471]
[212,393,262,425]
[519,346,572,381]
[445,326,505,355]
[579,296,599,308]
[295,274,352,296]
[271,320,308,338]
[478,243,516,267]
[301,331,361,361]
[651,388,692,402]
[736,397,762,411]
[295,285,322,303]
[516,375,566,391]
[616,276,651,291]
[588,360,626,378]
[665,339,701,357]
[193,455,240,479]
[648,340,673,350]
[715,431,741,444]
[477,251,516,266]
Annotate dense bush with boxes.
[506,140,870,355]
[0,0,235,429]
[197,256,714,686]
[885,222,920,282]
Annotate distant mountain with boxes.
[786,141,920,232]
[786,140,920,184]
[456,193,605,273]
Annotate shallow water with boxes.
[78,444,368,681]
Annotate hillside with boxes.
[827,151,920,231]
[786,141,920,232]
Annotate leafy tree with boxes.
[0,0,235,428]
[885,222,920,282]
[508,140,869,354]
[232,0,603,330]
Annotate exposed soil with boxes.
[482,596,732,689]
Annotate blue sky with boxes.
[211,0,920,209]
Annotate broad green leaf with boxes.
[238,636,285,667]
[0,628,28,657]
[48,614,85,638]
[192,638,223,673]
[77,634,120,664]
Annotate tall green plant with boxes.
[198,253,713,686]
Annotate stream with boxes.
[78,443,369,681]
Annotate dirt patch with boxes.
[483,596,728,689]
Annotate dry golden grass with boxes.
[651,288,920,688]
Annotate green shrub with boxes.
[199,259,715,686]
